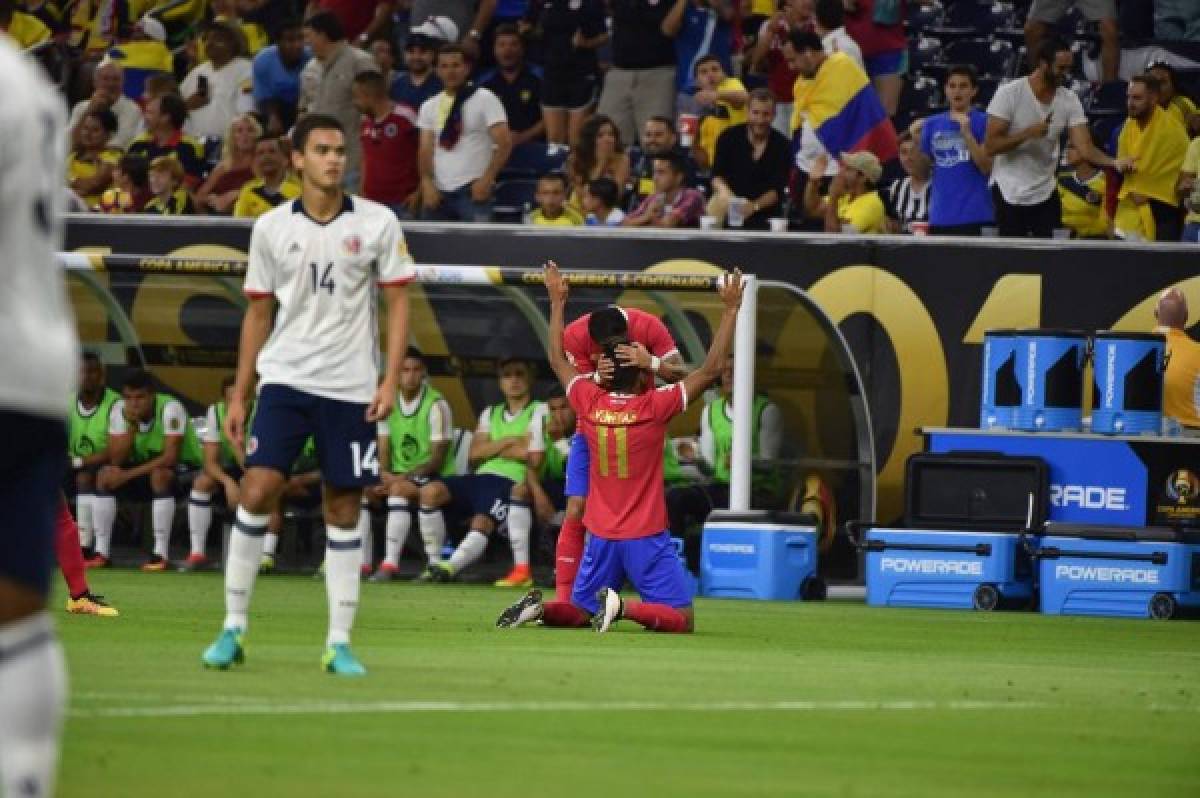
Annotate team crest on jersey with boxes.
[247,436,259,456]
[344,234,362,255]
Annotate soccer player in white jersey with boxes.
[0,36,74,798]
[201,113,414,676]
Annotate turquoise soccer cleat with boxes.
[201,628,245,670]
[322,643,367,676]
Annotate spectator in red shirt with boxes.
[623,152,706,227]
[305,0,395,44]
[351,70,420,216]
[843,0,908,117]
[749,0,814,134]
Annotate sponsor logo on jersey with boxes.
[1053,565,1160,584]
[879,557,984,576]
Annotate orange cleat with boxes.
[141,555,169,572]
[494,564,533,588]
[84,553,111,569]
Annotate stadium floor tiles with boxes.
[58,571,1199,797]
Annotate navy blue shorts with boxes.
[246,384,378,488]
[571,531,694,614]
[437,474,515,525]
[0,412,67,598]
[565,432,589,498]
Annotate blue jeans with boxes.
[1183,222,1200,243]
[421,185,493,223]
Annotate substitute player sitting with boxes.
[367,347,455,582]
[553,303,687,605]
[497,262,744,633]
[200,113,413,677]
[96,369,204,571]
[418,356,546,586]
[67,352,121,559]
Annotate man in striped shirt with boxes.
[883,132,930,233]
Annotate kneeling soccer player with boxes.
[497,261,743,633]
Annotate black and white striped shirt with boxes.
[884,177,930,232]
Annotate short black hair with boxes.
[121,369,155,392]
[538,171,569,190]
[368,35,395,55]
[586,177,618,209]
[652,152,687,175]
[303,10,344,42]
[787,29,824,54]
[815,0,844,30]
[352,69,388,94]
[291,113,345,152]
[85,108,119,134]
[693,53,723,77]
[646,115,675,135]
[604,338,641,393]
[278,18,304,36]
[118,154,149,188]
[437,43,473,63]
[946,63,978,87]
[588,306,628,346]
[1130,72,1161,94]
[157,93,188,129]
[494,22,522,41]
[498,355,531,373]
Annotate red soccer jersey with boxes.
[360,104,419,205]
[562,306,679,376]
[568,376,688,540]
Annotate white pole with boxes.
[729,274,758,512]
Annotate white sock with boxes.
[75,493,94,548]
[151,496,175,559]
[447,528,489,574]
[92,495,116,557]
[507,500,532,567]
[419,507,446,564]
[357,504,372,569]
[384,498,411,567]
[187,491,213,557]
[222,507,269,632]
[324,524,361,646]
[0,613,67,798]
[262,532,279,557]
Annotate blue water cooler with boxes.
[980,329,1020,429]
[1090,331,1165,435]
[1012,329,1087,432]
[700,511,825,601]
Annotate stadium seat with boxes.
[908,36,945,74]
[491,179,539,223]
[907,1,944,34]
[987,2,1017,31]
[934,0,991,34]
[895,75,942,130]
[943,38,1015,79]
[1089,80,1128,113]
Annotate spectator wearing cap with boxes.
[233,135,302,218]
[299,10,378,189]
[181,21,255,142]
[68,109,123,209]
[392,16,453,111]
[352,70,420,216]
[707,89,790,229]
[749,0,812,135]
[843,0,908,117]
[522,0,607,150]
[69,59,143,151]
[107,16,173,101]
[596,0,684,148]
[410,0,495,61]
[882,133,929,233]
[1147,60,1199,137]
[305,0,395,45]
[1025,0,1119,84]
[984,39,1131,238]
[145,156,197,215]
[1113,73,1188,242]
[126,93,207,188]
[1179,134,1200,243]
[623,152,706,228]
[912,64,994,236]
[480,24,545,153]
[0,0,50,49]
[417,43,512,222]
[252,18,312,133]
[669,0,736,117]
[804,151,886,233]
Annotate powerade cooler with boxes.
[856,452,1048,611]
[1037,524,1200,619]
[700,511,825,601]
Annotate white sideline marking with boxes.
[71,699,1049,719]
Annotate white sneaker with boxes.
[593,587,623,633]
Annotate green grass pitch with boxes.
[57,571,1199,797]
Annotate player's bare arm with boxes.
[202,441,237,495]
[681,270,745,401]
[367,283,411,423]
[225,294,276,450]
[543,260,579,387]
[414,440,450,478]
[469,431,522,467]
[615,344,687,383]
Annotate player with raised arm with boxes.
[200,113,414,676]
[0,35,73,797]
[496,262,744,633]
[552,301,687,605]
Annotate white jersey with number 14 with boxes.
[244,195,415,404]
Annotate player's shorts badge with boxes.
[247,436,259,456]
[344,234,362,256]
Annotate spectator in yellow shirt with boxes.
[530,173,583,226]
[68,109,123,208]
[691,54,747,171]
[1114,73,1189,242]
[1148,60,1199,137]
[1154,288,1200,429]
[144,155,196,215]
[804,150,887,233]
[233,136,301,218]
[0,1,51,49]
[1057,136,1109,238]
[1178,135,1200,243]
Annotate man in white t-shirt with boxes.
[984,38,1132,238]
[201,113,414,678]
[181,22,255,141]
[417,44,512,222]
[68,59,143,150]
[815,0,862,68]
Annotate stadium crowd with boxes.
[3,0,1199,240]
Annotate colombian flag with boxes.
[790,52,898,162]
[107,40,173,100]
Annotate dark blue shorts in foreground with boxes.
[0,411,67,598]
[565,432,590,498]
[246,384,377,488]
[571,531,694,614]
[436,474,515,525]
